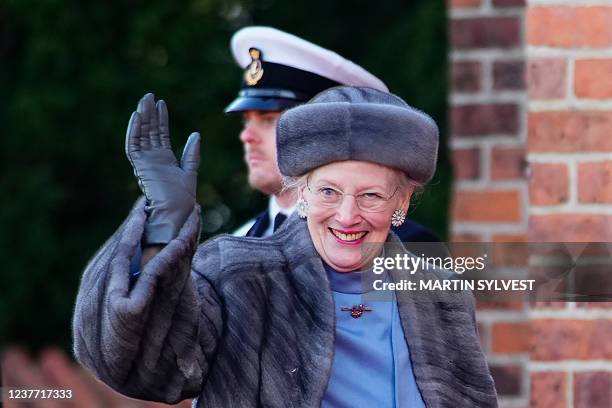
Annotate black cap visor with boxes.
[224,95,301,113]
[225,61,341,113]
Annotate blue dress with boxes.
[321,263,426,408]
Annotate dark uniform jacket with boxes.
[72,199,497,407]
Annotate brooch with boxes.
[341,304,372,319]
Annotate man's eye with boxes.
[262,117,278,126]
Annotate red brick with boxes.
[494,245,530,268]
[451,232,483,242]
[491,147,526,180]
[529,163,569,205]
[578,161,612,203]
[528,264,571,300]
[451,61,482,93]
[477,301,524,311]
[529,214,612,242]
[453,147,480,179]
[530,372,567,408]
[452,104,519,136]
[528,6,612,48]
[491,235,529,267]
[531,319,612,360]
[493,60,525,90]
[527,59,567,99]
[38,348,101,407]
[531,301,568,309]
[451,17,521,49]
[493,0,525,7]
[577,302,612,309]
[448,241,485,260]
[528,111,612,152]
[492,322,530,353]
[575,372,611,408]
[490,238,529,268]
[1,348,43,389]
[452,190,522,222]
[490,364,522,396]
[575,59,612,99]
[449,0,481,8]
[492,233,528,242]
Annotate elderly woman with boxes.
[73,87,497,407]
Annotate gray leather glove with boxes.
[125,93,201,245]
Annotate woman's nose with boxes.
[335,195,362,226]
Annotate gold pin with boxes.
[244,47,264,86]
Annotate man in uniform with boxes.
[226,26,438,242]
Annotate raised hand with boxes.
[125,93,201,245]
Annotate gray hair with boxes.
[281,174,309,194]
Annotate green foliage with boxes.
[0,0,448,351]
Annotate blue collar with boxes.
[322,261,385,294]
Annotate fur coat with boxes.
[72,199,497,407]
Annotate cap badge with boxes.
[244,48,264,86]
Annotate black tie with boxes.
[246,211,270,237]
[273,213,287,232]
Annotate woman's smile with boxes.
[329,228,368,245]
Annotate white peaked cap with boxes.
[230,26,388,91]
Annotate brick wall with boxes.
[449,0,529,402]
[526,1,612,407]
[449,0,528,244]
[449,0,612,407]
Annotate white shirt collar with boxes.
[266,195,296,235]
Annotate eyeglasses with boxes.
[306,177,399,213]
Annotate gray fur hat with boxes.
[276,86,439,184]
